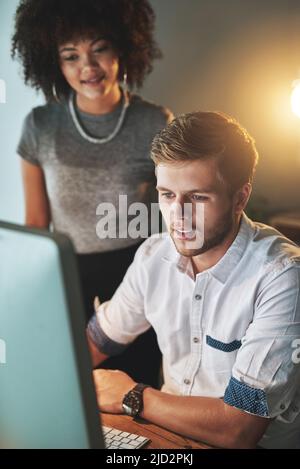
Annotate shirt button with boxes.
[195,294,202,301]
[193,337,200,343]
[184,379,191,385]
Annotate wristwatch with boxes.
[122,383,151,417]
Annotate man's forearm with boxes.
[87,333,109,368]
[140,388,268,448]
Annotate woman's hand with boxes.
[93,369,137,414]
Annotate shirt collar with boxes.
[161,212,256,283]
[208,212,256,283]
[161,239,195,279]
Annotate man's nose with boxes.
[170,198,193,224]
[171,200,185,220]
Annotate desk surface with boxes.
[101,413,211,449]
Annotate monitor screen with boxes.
[0,222,102,449]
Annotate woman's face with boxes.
[58,37,120,102]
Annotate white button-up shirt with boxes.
[88,213,300,448]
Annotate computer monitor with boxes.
[0,221,103,449]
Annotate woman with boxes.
[12,0,173,386]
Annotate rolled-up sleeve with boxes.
[87,242,151,355]
[224,264,300,420]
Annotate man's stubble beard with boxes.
[170,207,235,258]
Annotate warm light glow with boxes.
[291,80,300,118]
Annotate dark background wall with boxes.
[145,0,300,218]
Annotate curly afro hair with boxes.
[11,0,162,101]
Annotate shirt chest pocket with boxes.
[201,335,242,373]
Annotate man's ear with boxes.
[234,183,252,214]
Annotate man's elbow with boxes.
[220,403,270,449]
[226,435,257,449]
[224,426,263,449]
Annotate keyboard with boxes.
[102,425,150,449]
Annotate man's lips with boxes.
[172,227,196,240]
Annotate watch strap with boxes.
[131,383,151,395]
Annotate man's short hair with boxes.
[151,111,259,193]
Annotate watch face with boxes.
[122,391,142,417]
[122,403,135,417]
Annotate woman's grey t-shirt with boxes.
[17,94,173,254]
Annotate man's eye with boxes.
[161,193,174,199]
[191,195,208,201]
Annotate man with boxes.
[87,112,300,448]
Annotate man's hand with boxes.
[93,369,137,414]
